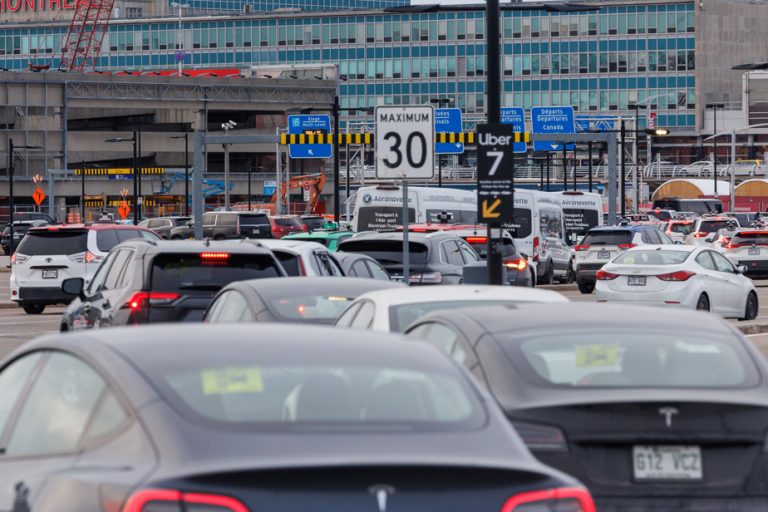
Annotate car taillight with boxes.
[595,269,619,280]
[126,291,180,311]
[574,244,590,251]
[12,253,29,264]
[532,237,540,262]
[693,231,708,238]
[465,236,488,244]
[200,252,230,260]
[511,421,567,452]
[617,243,636,249]
[409,271,443,284]
[85,251,102,263]
[656,270,696,281]
[504,258,528,271]
[122,489,249,512]
[501,488,595,512]
[302,224,309,232]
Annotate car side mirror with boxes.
[738,265,748,274]
[674,240,683,245]
[62,277,86,301]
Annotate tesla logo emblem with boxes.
[45,257,52,263]
[658,406,678,427]
[368,485,395,512]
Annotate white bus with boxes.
[554,191,604,245]
[353,185,477,232]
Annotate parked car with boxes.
[450,228,535,287]
[11,224,161,314]
[169,211,272,239]
[59,239,285,329]
[330,251,392,280]
[338,231,481,285]
[268,215,307,238]
[1,220,47,255]
[138,216,191,238]
[595,245,758,320]
[721,229,768,279]
[299,214,328,232]
[260,239,344,276]
[282,230,354,251]
[0,323,595,512]
[204,276,402,324]
[404,303,768,512]
[11,211,56,223]
[335,285,568,333]
[685,216,740,246]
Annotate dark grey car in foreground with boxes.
[0,324,594,512]
[405,303,768,512]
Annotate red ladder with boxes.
[58,0,115,72]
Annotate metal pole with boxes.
[132,131,138,224]
[286,153,291,215]
[137,125,142,220]
[620,119,626,217]
[193,131,204,239]
[333,96,341,223]
[588,141,593,193]
[402,180,410,285]
[730,129,736,212]
[8,139,13,254]
[438,156,442,188]
[607,136,618,225]
[248,167,252,211]
[713,106,718,196]
[546,152,551,191]
[485,0,502,286]
[345,142,351,217]
[275,127,282,216]
[562,145,567,191]
[539,157,543,190]
[80,160,85,220]
[634,105,640,210]
[177,4,183,76]
[184,131,189,216]
[224,140,230,210]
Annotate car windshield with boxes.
[699,221,731,233]
[266,292,356,323]
[340,240,429,265]
[499,330,758,388]
[390,300,519,332]
[612,250,691,265]
[151,253,281,292]
[173,218,191,226]
[149,348,482,428]
[274,218,301,227]
[670,223,694,234]
[731,232,768,245]
[96,229,143,252]
[240,214,270,226]
[16,230,88,255]
[582,230,632,246]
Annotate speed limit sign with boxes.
[375,105,434,179]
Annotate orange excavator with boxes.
[241,173,326,215]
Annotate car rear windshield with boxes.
[731,232,768,245]
[465,238,517,259]
[302,217,326,230]
[150,349,481,428]
[499,330,759,388]
[16,230,88,255]
[582,230,632,246]
[504,208,532,239]
[670,223,694,234]
[239,214,270,226]
[613,250,691,265]
[265,292,355,323]
[340,240,429,265]
[647,210,673,221]
[96,229,143,252]
[391,300,519,332]
[151,253,281,293]
[699,221,731,233]
[273,217,302,227]
[173,218,191,226]
[272,251,301,276]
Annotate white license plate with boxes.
[749,247,761,256]
[598,251,610,259]
[42,269,58,279]
[633,445,702,480]
[628,276,646,286]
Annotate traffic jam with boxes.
[5,113,768,512]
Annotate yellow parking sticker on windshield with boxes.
[201,367,264,395]
[575,345,620,368]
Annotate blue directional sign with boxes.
[435,108,464,155]
[531,106,575,151]
[500,107,528,153]
[288,114,332,159]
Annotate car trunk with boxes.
[598,264,683,293]
[238,214,272,239]
[153,466,565,512]
[339,240,429,281]
[513,401,768,499]
[13,230,88,290]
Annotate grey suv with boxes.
[169,211,272,240]
[139,216,191,239]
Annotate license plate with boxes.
[633,445,702,480]
[42,269,58,279]
[749,247,761,256]
[628,276,646,286]
[598,251,610,259]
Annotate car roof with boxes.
[27,223,147,232]
[229,276,403,296]
[259,239,328,251]
[114,239,275,255]
[284,231,351,239]
[621,243,699,253]
[588,225,654,233]
[341,231,462,242]
[352,285,568,308]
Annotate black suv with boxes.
[337,231,480,285]
[169,211,272,239]
[59,239,285,330]
[1,220,48,255]
[139,216,191,239]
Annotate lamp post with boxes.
[620,119,626,217]
[706,103,725,196]
[628,103,646,209]
[171,2,190,75]
[221,120,237,210]
[106,133,139,224]
[171,131,190,216]
[7,140,43,254]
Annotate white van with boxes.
[353,185,477,232]
[554,191,604,245]
[505,190,570,284]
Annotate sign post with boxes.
[532,106,575,152]
[375,105,435,284]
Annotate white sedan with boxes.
[334,285,568,332]
[595,245,758,320]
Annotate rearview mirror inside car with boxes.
[61,277,85,300]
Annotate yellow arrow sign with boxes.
[482,198,502,219]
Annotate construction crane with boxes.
[58,0,115,72]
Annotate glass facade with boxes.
[3,1,697,130]
[182,0,406,14]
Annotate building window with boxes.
[126,7,142,18]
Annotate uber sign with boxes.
[476,124,515,223]
[375,105,434,179]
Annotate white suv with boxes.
[11,224,161,314]
[685,216,739,246]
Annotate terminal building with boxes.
[0,0,767,217]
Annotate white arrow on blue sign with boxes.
[288,114,332,159]
[531,106,575,152]
[500,107,527,153]
[435,108,464,155]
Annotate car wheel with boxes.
[60,323,68,332]
[22,304,45,315]
[542,262,554,285]
[741,291,759,321]
[213,235,225,240]
[565,261,576,284]
[529,268,536,287]
[577,280,595,294]
[695,293,710,312]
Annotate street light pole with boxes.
[486,0,502,286]
[706,103,725,197]
[332,95,340,223]
[184,131,189,216]
[247,167,252,211]
[132,130,138,224]
[81,160,85,220]
[620,119,626,217]
[8,138,14,252]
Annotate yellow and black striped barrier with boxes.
[75,167,165,176]
[279,132,531,146]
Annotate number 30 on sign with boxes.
[375,106,434,180]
